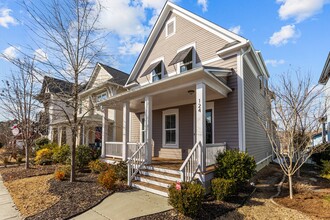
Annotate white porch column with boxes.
[48,126,53,141]
[122,102,130,161]
[101,108,108,158]
[58,126,63,146]
[145,96,153,164]
[196,82,206,173]
[85,126,89,146]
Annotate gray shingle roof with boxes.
[98,63,129,86]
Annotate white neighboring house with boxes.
[37,63,129,147]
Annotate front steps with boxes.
[132,165,181,197]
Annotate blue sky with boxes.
[0,0,330,84]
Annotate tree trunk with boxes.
[25,143,29,169]
[288,174,293,199]
[70,127,76,182]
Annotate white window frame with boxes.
[96,92,107,102]
[162,109,179,148]
[193,102,214,144]
[176,42,197,74]
[165,17,176,38]
[150,57,165,82]
[140,114,145,143]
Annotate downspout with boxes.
[239,45,251,152]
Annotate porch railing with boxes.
[127,143,147,186]
[206,143,226,166]
[105,142,123,158]
[179,141,201,182]
[105,142,141,159]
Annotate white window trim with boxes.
[140,114,145,143]
[193,102,214,144]
[162,109,179,148]
[176,42,197,74]
[150,57,165,83]
[165,17,176,38]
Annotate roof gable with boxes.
[126,1,248,86]
[319,52,330,85]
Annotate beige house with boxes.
[98,2,272,196]
[38,63,128,147]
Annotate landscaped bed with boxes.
[0,165,113,219]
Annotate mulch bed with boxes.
[26,172,112,220]
[133,184,255,220]
[0,165,57,181]
[274,164,330,219]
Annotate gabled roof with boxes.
[40,76,74,95]
[126,1,248,86]
[84,62,129,90]
[319,52,330,85]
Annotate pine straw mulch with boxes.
[0,165,114,220]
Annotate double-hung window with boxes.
[180,49,193,73]
[206,109,213,144]
[96,92,107,102]
[152,62,163,82]
[163,109,179,147]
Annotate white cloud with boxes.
[265,59,285,67]
[268,24,299,46]
[0,8,18,28]
[276,0,329,23]
[197,0,208,12]
[2,46,19,60]
[118,41,144,55]
[229,25,242,35]
[34,48,48,62]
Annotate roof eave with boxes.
[319,52,330,85]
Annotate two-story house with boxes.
[38,63,129,147]
[98,2,272,196]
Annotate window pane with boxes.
[141,118,145,130]
[206,110,213,144]
[166,130,176,144]
[165,114,176,129]
[142,131,145,143]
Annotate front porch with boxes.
[99,67,231,193]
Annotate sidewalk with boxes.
[0,175,21,220]
[72,189,172,220]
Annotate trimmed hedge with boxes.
[211,178,236,201]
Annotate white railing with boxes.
[127,143,147,186]
[206,143,226,166]
[128,142,141,158]
[179,141,201,182]
[105,142,123,158]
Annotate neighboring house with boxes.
[318,52,330,143]
[97,2,272,196]
[37,63,129,147]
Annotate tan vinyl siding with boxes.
[137,11,230,85]
[206,56,237,70]
[91,67,112,89]
[244,60,272,163]
[130,113,140,142]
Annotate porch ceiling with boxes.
[99,67,232,112]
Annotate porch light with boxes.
[188,90,195,95]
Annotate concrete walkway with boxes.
[72,190,172,220]
[0,175,21,220]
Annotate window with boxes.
[206,109,213,144]
[96,92,107,102]
[163,109,179,147]
[166,17,176,37]
[180,49,193,73]
[140,114,145,143]
[152,62,163,82]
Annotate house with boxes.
[97,2,272,196]
[318,52,330,143]
[37,63,129,147]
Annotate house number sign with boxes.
[198,99,201,112]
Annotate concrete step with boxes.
[132,181,169,197]
[135,174,175,188]
[139,169,181,182]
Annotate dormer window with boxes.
[140,59,166,82]
[96,92,107,102]
[166,17,176,38]
[168,46,195,73]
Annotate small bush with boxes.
[56,165,71,177]
[91,148,101,160]
[114,161,127,181]
[88,160,110,174]
[35,148,53,165]
[98,168,117,190]
[52,144,71,164]
[168,182,205,217]
[54,170,65,181]
[76,145,93,169]
[35,137,50,147]
[321,160,330,175]
[215,150,256,185]
[211,178,236,201]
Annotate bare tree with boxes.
[258,72,327,199]
[0,58,39,169]
[18,0,106,181]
